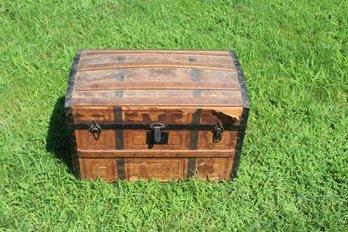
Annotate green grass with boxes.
[0,0,347,231]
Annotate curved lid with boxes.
[66,50,247,108]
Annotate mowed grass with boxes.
[0,0,347,230]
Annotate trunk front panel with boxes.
[79,158,234,181]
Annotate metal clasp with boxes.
[150,123,166,143]
[88,121,102,140]
[146,123,168,145]
[212,121,224,143]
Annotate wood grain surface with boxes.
[78,157,235,181]
[70,50,242,108]
[67,50,245,181]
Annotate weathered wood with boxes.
[78,150,235,158]
[124,158,188,181]
[79,62,235,72]
[72,98,242,107]
[65,49,249,181]
[75,129,115,149]
[72,89,242,108]
[72,107,244,124]
[195,158,234,180]
[79,55,233,67]
[74,130,237,150]
[73,90,241,98]
[76,68,239,83]
[79,158,117,181]
[75,82,240,91]
[78,157,235,181]
[82,49,231,56]
[72,106,114,123]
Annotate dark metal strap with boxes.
[191,69,200,82]
[114,91,124,98]
[231,130,246,179]
[115,70,125,82]
[188,57,197,62]
[116,56,126,62]
[65,51,82,108]
[192,90,201,98]
[187,110,201,177]
[229,51,250,178]
[189,110,201,149]
[114,107,124,150]
[230,51,249,106]
[117,158,125,180]
[67,122,246,131]
[187,158,196,178]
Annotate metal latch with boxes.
[88,121,102,140]
[146,123,169,144]
[212,121,224,143]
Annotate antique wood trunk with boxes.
[64,49,249,181]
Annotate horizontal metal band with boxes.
[67,122,247,131]
[78,149,236,158]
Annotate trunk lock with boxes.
[213,121,224,143]
[88,121,102,140]
[147,123,169,144]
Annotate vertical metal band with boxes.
[191,69,200,82]
[114,91,124,98]
[65,51,83,177]
[188,109,201,177]
[116,56,126,62]
[64,108,74,124]
[230,51,249,106]
[240,107,250,125]
[187,158,196,178]
[231,130,246,179]
[115,70,125,82]
[229,51,250,178]
[117,158,125,180]
[114,107,125,180]
[188,57,197,62]
[113,107,124,150]
[69,130,80,178]
[65,51,82,108]
[189,109,201,150]
[192,90,201,98]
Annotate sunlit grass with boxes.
[0,0,347,230]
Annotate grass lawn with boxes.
[0,0,347,231]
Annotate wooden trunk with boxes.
[65,49,249,181]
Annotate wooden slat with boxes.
[81,53,232,60]
[71,107,244,124]
[72,107,114,123]
[82,49,231,57]
[73,90,242,99]
[79,55,232,67]
[75,67,240,91]
[75,82,240,91]
[75,68,238,89]
[75,130,115,150]
[78,150,235,158]
[79,158,117,181]
[195,158,233,180]
[78,62,235,72]
[124,158,187,181]
[76,68,237,83]
[72,97,243,106]
[72,89,243,107]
